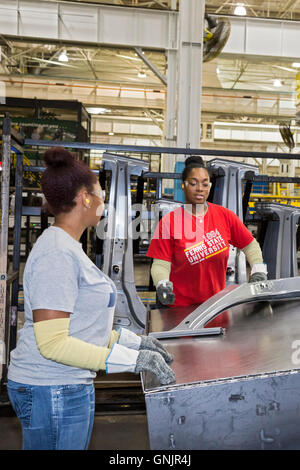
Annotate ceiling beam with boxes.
[0,1,175,50]
[134,47,167,85]
[79,49,99,80]
[277,0,300,18]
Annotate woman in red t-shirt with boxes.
[147,156,267,310]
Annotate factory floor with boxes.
[0,413,150,450]
[0,258,153,451]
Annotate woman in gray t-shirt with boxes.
[7,146,175,450]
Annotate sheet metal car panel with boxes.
[142,291,300,449]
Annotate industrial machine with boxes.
[100,153,149,334]
[255,202,300,279]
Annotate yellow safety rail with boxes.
[11,151,41,187]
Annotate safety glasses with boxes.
[90,189,106,201]
[184,180,212,189]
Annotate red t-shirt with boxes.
[147,203,253,307]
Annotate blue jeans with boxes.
[7,380,95,450]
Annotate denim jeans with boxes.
[7,380,95,450]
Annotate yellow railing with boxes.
[11,151,41,187]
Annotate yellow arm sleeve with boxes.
[108,329,120,348]
[241,239,263,268]
[33,318,111,371]
[151,258,171,287]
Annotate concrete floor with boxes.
[0,413,150,450]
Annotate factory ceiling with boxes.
[58,0,300,20]
[0,0,299,148]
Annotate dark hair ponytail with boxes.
[182,155,209,181]
[41,146,97,215]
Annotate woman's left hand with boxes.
[249,272,268,283]
[140,336,173,363]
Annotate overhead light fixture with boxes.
[86,107,111,115]
[234,3,247,16]
[292,62,300,68]
[273,79,282,87]
[58,50,68,62]
[108,132,114,136]
[138,71,147,78]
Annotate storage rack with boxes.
[0,115,24,391]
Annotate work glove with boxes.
[156,279,175,305]
[135,350,176,385]
[249,272,268,283]
[249,263,268,283]
[114,328,174,363]
[140,336,173,363]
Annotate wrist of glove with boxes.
[116,328,173,363]
[135,350,176,385]
[140,336,173,363]
[156,280,175,305]
[249,263,268,283]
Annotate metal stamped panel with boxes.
[145,371,300,450]
[143,300,300,391]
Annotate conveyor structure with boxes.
[101,152,149,334]
[255,202,300,279]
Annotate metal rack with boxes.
[0,115,24,390]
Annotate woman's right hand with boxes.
[135,350,176,385]
[156,280,175,305]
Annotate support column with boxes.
[162,1,178,194]
[176,0,205,152]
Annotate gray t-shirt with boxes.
[8,226,117,385]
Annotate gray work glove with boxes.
[156,280,175,305]
[140,336,173,363]
[135,350,176,385]
[249,272,268,283]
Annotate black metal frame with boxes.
[23,139,300,161]
[0,116,24,392]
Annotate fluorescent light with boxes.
[86,107,111,115]
[216,121,291,130]
[138,71,147,78]
[117,54,140,62]
[58,50,68,62]
[292,62,300,68]
[234,3,247,16]
[273,79,282,87]
[108,132,114,136]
